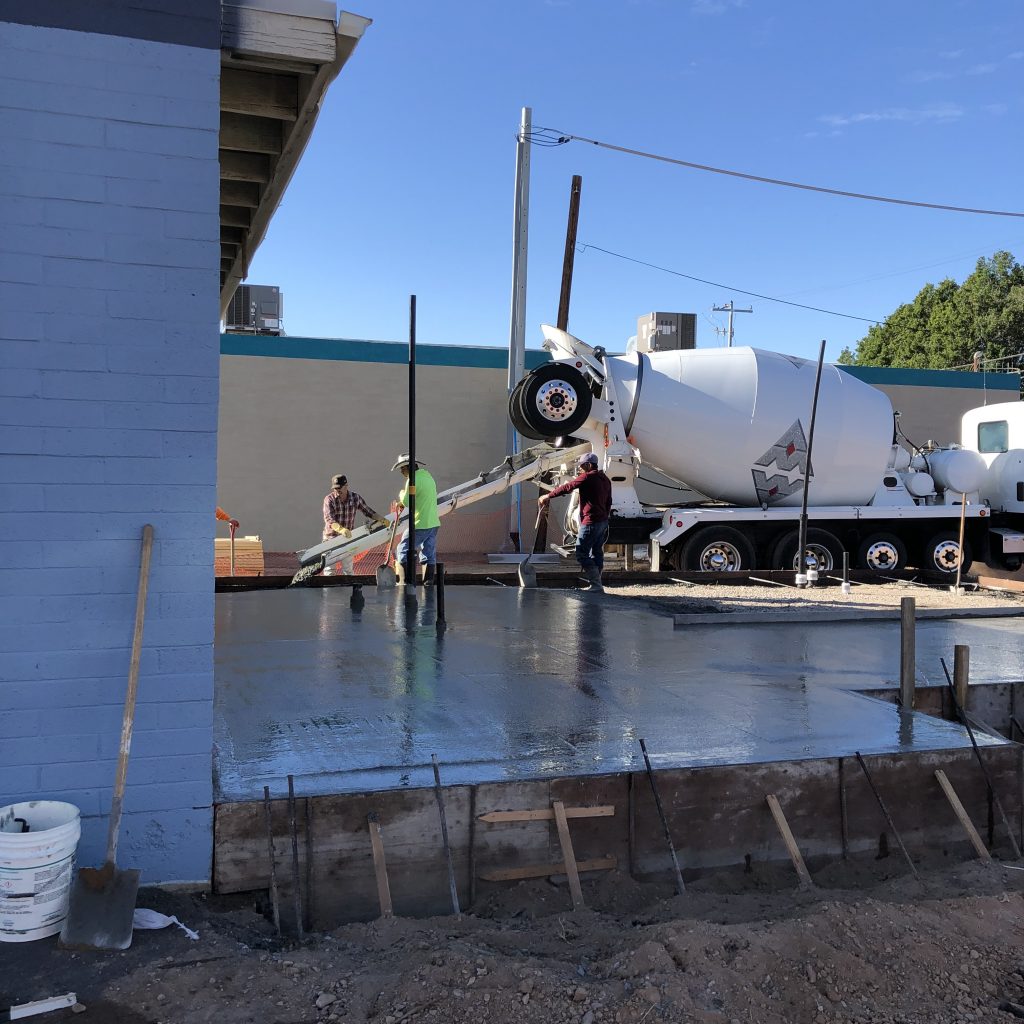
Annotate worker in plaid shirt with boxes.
[322,474,386,575]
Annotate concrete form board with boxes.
[214,746,1021,925]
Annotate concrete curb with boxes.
[673,605,1024,627]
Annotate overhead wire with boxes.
[527,128,1024,218]
[577,243,883,323]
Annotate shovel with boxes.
[375,514,402,589]
[60,524,153,951]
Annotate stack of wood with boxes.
[215,535,265,576]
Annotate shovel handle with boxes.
[105,525,154,867]
[382,514,401,563]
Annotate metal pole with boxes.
[286,774,304,939]
[941,656,1022,859]
[727,303,734,347]
[431,754,461,916]
[406,295,417,596]
[506,107,531,550]
[435,562,446,633]
[796,340,827,587]
[638,738,685,894]
[854,752,919,879]
[556,175,582,332]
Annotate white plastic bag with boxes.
[132,907,199,941]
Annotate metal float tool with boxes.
[60,525,153,951]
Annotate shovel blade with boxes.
[375,565,397,589]
[59,864,141,951]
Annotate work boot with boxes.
[583,565,604,593]
[422,564,436,588]
[395,562,406,586]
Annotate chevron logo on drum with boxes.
[751,421,812,505]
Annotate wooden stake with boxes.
[934,770,991,862]
[899,597,916,709]
[552,800,584,911]
[556,175,582,331]
[367,813,394,918]
[765,794,814,888]
[953,644,970,713]
[477,805,614,823]
[479,856,615,883]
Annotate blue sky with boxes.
[248,0,1024,363]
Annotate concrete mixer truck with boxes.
[299,325,1024,579]
[507,326,1024,576]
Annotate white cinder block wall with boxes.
[0,2,220,882]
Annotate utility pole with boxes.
[712,300,753,347]
[505,106,532,551]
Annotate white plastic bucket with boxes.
[0,801,81,942]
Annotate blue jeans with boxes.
[396,526,439,566]
[575,520,609,572]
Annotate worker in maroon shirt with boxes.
[539,452,612,593]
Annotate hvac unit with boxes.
[225,285,283,335]
[633,312,696,353]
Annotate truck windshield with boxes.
[978,420,1009,453]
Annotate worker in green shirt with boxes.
[391,453,441,586]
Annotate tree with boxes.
[844,251,1024,372]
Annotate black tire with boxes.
[770,528,844,573]
[515,363,593,439]
[921,532,973,575]
[678,526,755,572]
[857,532,908,573]
[508,379,547,440]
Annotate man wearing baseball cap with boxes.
[321,474,386,576]
[538,451,612,592]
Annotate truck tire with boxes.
[922,532,973,575]
[678,526,754,572]
[770,528,844,573]
[515,363,592,439]
[508,379,547,440]
[857,533,907,573]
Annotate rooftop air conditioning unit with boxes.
[225,284,283,335]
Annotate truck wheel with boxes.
[679,527,754,572]
[922,532,973,575]
[508,379,547,440]
[857,533,907,573]
[516,364,593,439]
[771,528,844,573]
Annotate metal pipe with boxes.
[639,738,685,894]
[796,340,827,587]
[286,775,304,938]
[431,754,461,916]
[854,752,919,879]
[407,295,417,597]
[940,657,1022,859]
[262,786,281,936]
[435,562,446,632]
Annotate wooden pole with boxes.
[899,597,916,709]
[552,800,585,911]
[556,175,582,332]
[955,491,968,591]
[953,644,970,712]
[765,794,814,888]
[367,813,394,918]
[934,770,991,862]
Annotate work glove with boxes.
[338,526,352,539]
[374,517,390,528]
[229,519,239,530]
[329,522,342,533]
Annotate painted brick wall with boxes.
[0,16,220,881]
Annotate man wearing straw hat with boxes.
[391,454,440,586]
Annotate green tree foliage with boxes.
[845,251,1024,371]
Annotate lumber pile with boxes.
[215,535,265,576]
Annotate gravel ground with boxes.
[609,578,1024,618]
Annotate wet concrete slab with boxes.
[213,587,1019,803]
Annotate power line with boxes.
[528,128,1024,218]
[577,244,883,323]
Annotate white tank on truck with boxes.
[507,325,1024,575]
